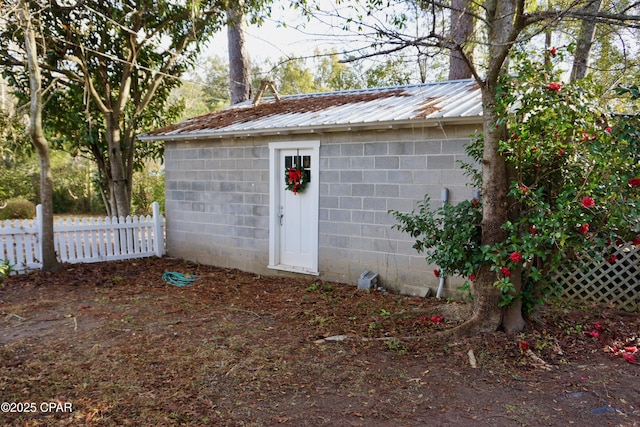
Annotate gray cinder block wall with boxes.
[164,123,479,297]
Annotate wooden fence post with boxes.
[152,202,164,257]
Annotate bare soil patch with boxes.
[1,257,638,426]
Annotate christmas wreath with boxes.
[285,165,308,195]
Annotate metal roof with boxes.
[139,79,482,141]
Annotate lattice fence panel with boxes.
[552,242,640,311]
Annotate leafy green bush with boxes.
[0,259,14,279]
[131,165,165,216]
[391,48,640,312]
[0,197,36,220]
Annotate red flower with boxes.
[529,225,538,235]
[546,82,562,92]
[607,255,617,264]
[633,237,640,246]
[518,185,529,194]
[469,273,477,282]
[593,323,602,330]
[581,197,595,208]
[622,353,636,364]
[430,315,444,323]
[629,177,640,187]
[520,340,529,352]
[550,47,557,56]
[501,267,511,277]
[579,224,590,234]
[472,198,480,206]
[433,269,439,278]
[509,251,523,263]
[605,127,612,133]
[580,131,597,142]
[557,148,565,155]
[588,330,600,338]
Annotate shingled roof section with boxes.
[140,79,482,141]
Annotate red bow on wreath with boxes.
[286,166,307,195]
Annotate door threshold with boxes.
[268,264,319,276]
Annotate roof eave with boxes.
[137,115,483,143]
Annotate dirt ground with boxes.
[1,257,638,427]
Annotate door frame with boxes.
[268,140,320,275]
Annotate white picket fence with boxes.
[0,202,165,273]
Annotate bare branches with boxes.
[299,0,640,81]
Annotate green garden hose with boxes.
[162,272,196,287]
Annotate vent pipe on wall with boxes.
[436,188,449,299]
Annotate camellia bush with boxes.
[391,48,640,312]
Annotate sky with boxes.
[199,1,452,85]
[205,2,358,64]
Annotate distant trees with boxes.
[1,0,269,217]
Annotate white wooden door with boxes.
[269,142,319,275]
[279,149,314,269]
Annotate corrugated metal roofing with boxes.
[140,79,482,141]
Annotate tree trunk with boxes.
[443,0,525,337]
[105,114,130,218]
[448,0,474,80]
[570,0,602,81]
[20,0,61,273]
[502,267,526,332]
[227,7,252,105]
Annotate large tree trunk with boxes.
[20,0,61,273]
[448,0,474,80]
[570,0,602,81]
[444,0,525,337]
[227,7,252,105]
[105,114,130,218]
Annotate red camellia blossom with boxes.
[605,127,612,133]
[607,255,617,264]
[588,330,600,339]
[629,177,640,187]
[520,340,529,352]
[469,273,477,282]
[433,269,439,278]
[550,47,557,56]
[546,81,562,92]
[529,225,538,235]
[501,267,511,277]
[430,315,444,323]
[518,185,528,194]
[633,237,640,246]
[579,224,590,234]
[622,353,636,364]
[509,251,523,263]
[581,197,595,208]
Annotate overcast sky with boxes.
[205,1,366,63]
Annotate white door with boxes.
[269,142,319,274]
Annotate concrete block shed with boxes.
[140,79,483,297]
